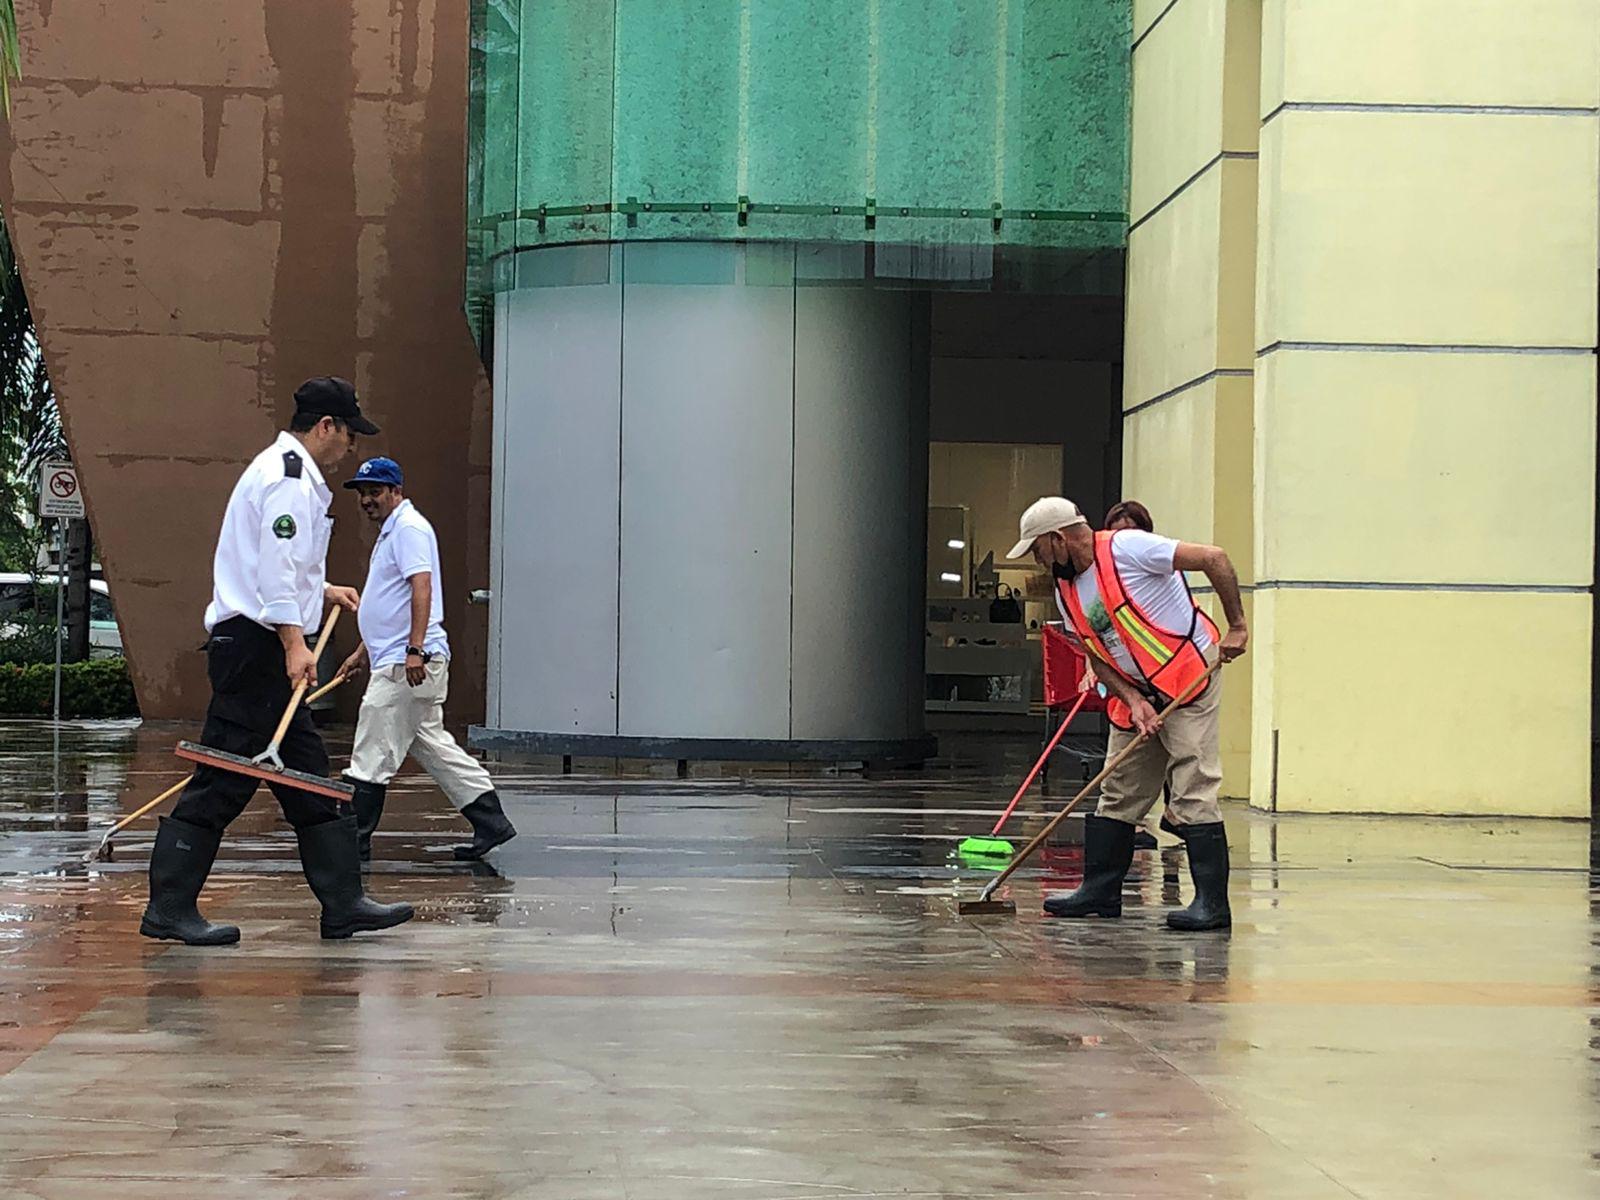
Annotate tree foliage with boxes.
[0,208,61,572]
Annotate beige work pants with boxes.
[347,659,493,810]
[1095,659,1223,827]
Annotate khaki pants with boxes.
[348,659,493,810]
[1096,660,1223,827]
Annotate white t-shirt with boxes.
[1054,530,1211,681]
[358,499,451,670]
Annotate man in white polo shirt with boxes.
[336,457,516,862]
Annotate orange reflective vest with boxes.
[1057,530,1219,731]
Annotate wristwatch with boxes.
[405,645,433,663]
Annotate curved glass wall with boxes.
[467,0,1131,343]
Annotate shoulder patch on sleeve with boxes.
[282,450,302,479]
[272,514,297,539]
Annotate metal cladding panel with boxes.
[616,245,796,740]
[790,289,923,740]
[495,266,623,735]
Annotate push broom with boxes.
[85,669,353,863]
[174,605,355,800]
[958,660,1221,916]
[957,690,1090,860]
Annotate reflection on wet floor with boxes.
[0,717,1596,1199]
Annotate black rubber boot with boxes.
[296,815,415,939]
[345,777,387,863]
[1133,828,1159,850]
[139,816,240,946]
[1166,821,1232,931]
[453,791,517,861]
[1042,815,1137,918]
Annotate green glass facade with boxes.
[467,0,1131,339]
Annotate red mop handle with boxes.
[987,690,1090,836]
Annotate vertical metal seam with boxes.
[614,248,625,737]
[865,0,878,203]
[993,0,1007,216]
[512,0,525,261]
[787,247,798,740]
[737,0,751,200]
[610,2,624,736]
[609,0,621,236]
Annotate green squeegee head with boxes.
[957,836,1015,859]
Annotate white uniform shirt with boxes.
[1053,530,1212,680]
[358,499,450,671]
[204,432,332,634]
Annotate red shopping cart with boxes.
[1040,622,1106,783]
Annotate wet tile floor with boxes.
[0,718,1596,1199]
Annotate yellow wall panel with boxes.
[1125,0,1260,790]
[1124,377,1254,798]
[1256,349,1596,586]
[1210,372,1254,584]
[1219,0,1263,151]
[1248,589,1589,817]
[1130,0,1226,221]
[1259,0,1287,118]
[1214,590,1252,797]
[1256,111,1599,348]
[1132,0,1175,44]
[1213,156,1259,368]
[1268,0,1600,111]
[1125,171,1223,407]
[1123,380,1219,547]
[1252,114,1285,350]
[1127,374,1255,568]
[1247,587,1279,805]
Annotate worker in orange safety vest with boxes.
[1007,496,1248,931]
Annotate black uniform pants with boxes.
[169,616,341,833]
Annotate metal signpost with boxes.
[39,461,85,722]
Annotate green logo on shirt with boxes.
[1086,598,1112,637]
[272,515,297,539]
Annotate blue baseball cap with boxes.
[343,456,404,489]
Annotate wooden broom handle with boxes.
[266,604,343,749]
[978,659,1223,901]
[102,775,192,840]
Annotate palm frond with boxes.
[0,195,61,566]
[0,2,21,117]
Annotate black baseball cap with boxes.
[293,376,380,436]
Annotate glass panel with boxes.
[467,0,1132,344]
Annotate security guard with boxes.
[140,377,415,945]
[336,457,516,862]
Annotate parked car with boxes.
[0,572,123,657]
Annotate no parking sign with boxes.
[38,460,84,520]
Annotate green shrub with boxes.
[0,626,56,665]
[0,656,139,718]
[0,603,61,665]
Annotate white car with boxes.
[0,572,123,658]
